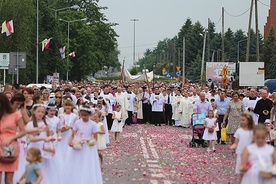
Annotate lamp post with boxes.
[130,19,139,66]
[48,5,79,19]
[36,0,39,83]
[59,18,87,80]
[200,30,207,86]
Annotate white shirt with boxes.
[150,93,164,112]
[141,91,150,104]
[100,92,115,114]
[126,92,136,111]
[234,128,253,154]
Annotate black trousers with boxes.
[217,115,228,142]
[126,111,133,125]
[142,103,151,123]
[107,113,113,130]
[152,111,163,125]
[164,104,173,125]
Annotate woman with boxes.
[11,93,30,124]
[54,91,63,110]
[223,91,245,144]
[4,91,13,101]
[0,93,26,184]
[33,92,44,104]
[22,88,34,117]
[42,89,50,105]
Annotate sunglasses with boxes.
[55,96,62,99]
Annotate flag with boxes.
[1,21,7,34]
[5,20,14,36]
[59,46,66,59]
[42,38,51,51]
[69,52,75,58]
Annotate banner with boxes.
[206,62,236,82]
[239,62,264,86]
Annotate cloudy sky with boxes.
[98,0,270,68]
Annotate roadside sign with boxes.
[0,53,10,69]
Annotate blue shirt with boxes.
[193,100,213,113]
[25,163,40,183]
[215,98,230,115]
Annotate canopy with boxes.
[122,67,154,83]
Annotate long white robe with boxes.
[243,97,260,125]
[115,92,129,121]
[172,95,183,126]
[136,93,143,119]
[180,97,193,127]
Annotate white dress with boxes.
[62,119,103,184]
[202,118,217,141]
[57,113,78,162]
[234,128,253,174]
[96,122,107,150]
[26,121,61,184]
[241,143,275,184]
[101,107,110,144]
[111,111,123,132]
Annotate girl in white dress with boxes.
[202,110,217,152]
[95,103,110,144]
[240,124,276,184]
[63,105,102,184]
[229,112,254,183]
[94,111,107,164]
[111,104,123,142]
[58,99,78,162]
[26,104,61,184]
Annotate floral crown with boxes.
[32,103,47,109]
[46,105,57,109]
[79,105,92,112]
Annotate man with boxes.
[215,91,230,144]
[125,86,136,125]
[100,86,116,130]
[190,90,199,104]
[254,89,273,124]
[115,87,129,126]
[164,88,174,126]
[193,92,213,114]
[64,88,77,105]
[172,89,183,127]
[243,88,260,125]
[150,87,164,126]
[180,90,193,128]
[141,86,151,124]
[208,89,219,102]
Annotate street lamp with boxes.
[59,18,87,80]
[48,5,80,19]
[130,19,139,66]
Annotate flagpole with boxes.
[36,0,39,83]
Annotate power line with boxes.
[257,0,269,7]
[214,15,222,25]
[224,7,251,17]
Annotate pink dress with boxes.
[0,111,22,172]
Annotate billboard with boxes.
[206,62,236,82]
[239,62,264,86]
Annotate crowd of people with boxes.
[0,80,276,183]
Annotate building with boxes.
[264,0,276,38]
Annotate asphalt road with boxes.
[102,124,236,184]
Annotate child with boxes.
[26,104,61,184]
[18,148,43,184]
[95,103,110,144]
[63,105,102,184]
[94,111,107,164]
[58,99,78,161]
[111,104,123,142]
[240,124,276,184]
[229,112,254,183]
[202,110,217,152]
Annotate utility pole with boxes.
[182,37,185,84]
[173,40,176,78]
[255,0,260,62]
[222,7,225,62]
[246,0,254,62]
[207,18,210,63]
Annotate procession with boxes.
[2,0,276,184]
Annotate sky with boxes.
[98,0,271,68]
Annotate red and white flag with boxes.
[69,51,75,58]
[6,20,14,36]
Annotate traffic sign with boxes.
[176,71,181,77]
[0,53,10,69]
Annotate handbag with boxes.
[221,128,227,141]
[0,141,19,163]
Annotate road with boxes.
[102,124,236,184]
